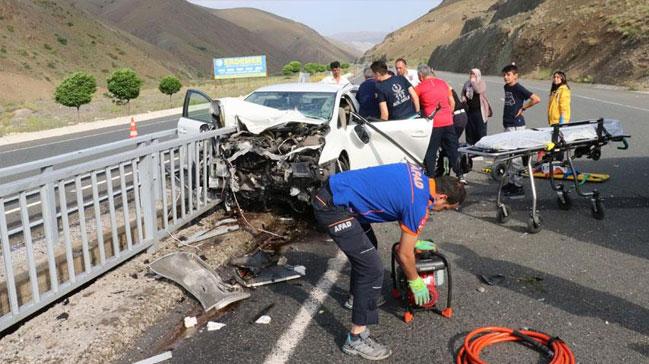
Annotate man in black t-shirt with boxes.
[371,61,419,120]
[501,63,541,197]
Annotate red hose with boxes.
[456,326,575,364]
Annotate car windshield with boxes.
[244,91,336,121]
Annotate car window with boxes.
[245,91,336,121]
[185,92,212,123]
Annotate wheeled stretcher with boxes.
[459,118,630,233]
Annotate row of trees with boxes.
[281,61,350,75]
[54,68,182,116]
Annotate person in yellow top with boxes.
[547,71,571,125]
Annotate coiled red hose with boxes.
[456,326,575,364]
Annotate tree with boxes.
[158,75,182,103]
[106,68,143,112]
[316,63,326,72]
[287,61,301,73]
[341,63,350,70]
[303,62,320,75]
[54,72,97,120]
[282,64,294,76]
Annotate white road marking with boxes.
[263,250,347,364]
[1,128,135,154]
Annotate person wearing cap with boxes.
[312,163,466,360]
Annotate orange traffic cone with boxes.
[129,117,138,138]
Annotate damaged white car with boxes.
[177,83,434,210]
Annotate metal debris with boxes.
[149,252,250,312]
[207,321,226,331]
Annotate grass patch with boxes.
[55,34,67,45]
[43,43,52,50]
[6,25,14,33]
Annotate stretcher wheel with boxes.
[557,191,572,210]
[496,204,511,224]
[591,199,605,220]
[527,215,542,234]
[491,163,507,182]
[403,311,414,323]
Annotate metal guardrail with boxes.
[0,127,235,332]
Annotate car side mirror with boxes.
[353,124,370,144]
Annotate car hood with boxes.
[219,97,324,134]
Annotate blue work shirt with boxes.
[356,78,380,119]
[329,163,432,235]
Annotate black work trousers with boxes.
[312,181,381,326]
[424,125,460,177]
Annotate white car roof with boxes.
[252,82,347,93]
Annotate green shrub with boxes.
[55,34,67,45]
[341,63,350,69]
[106,68,143,106]
[7,25,14,33]
[54,72,97,114]
[158,75,182,101]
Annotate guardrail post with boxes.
[137,144,159,253]
[40,166,60,293]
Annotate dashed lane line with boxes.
[263,250,347,364]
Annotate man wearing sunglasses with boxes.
[312,162,466,360]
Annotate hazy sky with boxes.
[189,0,443,35]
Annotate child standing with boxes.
[501,64,541,197]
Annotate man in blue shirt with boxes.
[312,163,465,360]
[371,60,420,120]
[356,67,380,119]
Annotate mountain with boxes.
[328,31,387,54]
[74,1,354,76]
[0,0,355,104]
[212,8,357,64]
[362,0,649,87]
[0,0,190,103]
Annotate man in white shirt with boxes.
[395,58,419,87]
[321,61,351,87]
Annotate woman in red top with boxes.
[415,64,465,183]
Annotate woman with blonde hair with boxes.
[461,68,491,145]
[548,71,571,125]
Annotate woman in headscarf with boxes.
[547,71,571,125]
[461,68,491,145]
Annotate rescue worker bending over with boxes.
[312,163,466,360]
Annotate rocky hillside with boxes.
[212,7,357,63]
[0,0,354,105]
[363,0,649,87]
[0,0,189,103]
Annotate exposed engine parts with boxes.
[212,122,329,211]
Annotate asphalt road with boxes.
[121,75,649,363]
[0,115,179,169]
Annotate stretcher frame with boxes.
[459,118,630,233]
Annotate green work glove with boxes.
[408,277,431,306]
[415,240,437,251]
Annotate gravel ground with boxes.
[0,209,291,364]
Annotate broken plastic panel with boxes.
[150,252,250,312]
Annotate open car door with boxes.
[347,115,432,169]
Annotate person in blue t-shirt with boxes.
[356,67,380,119]
[312,163,465,360]
[501,63,541,197]
[371,60,420,120]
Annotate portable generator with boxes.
[390,240,453,323]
